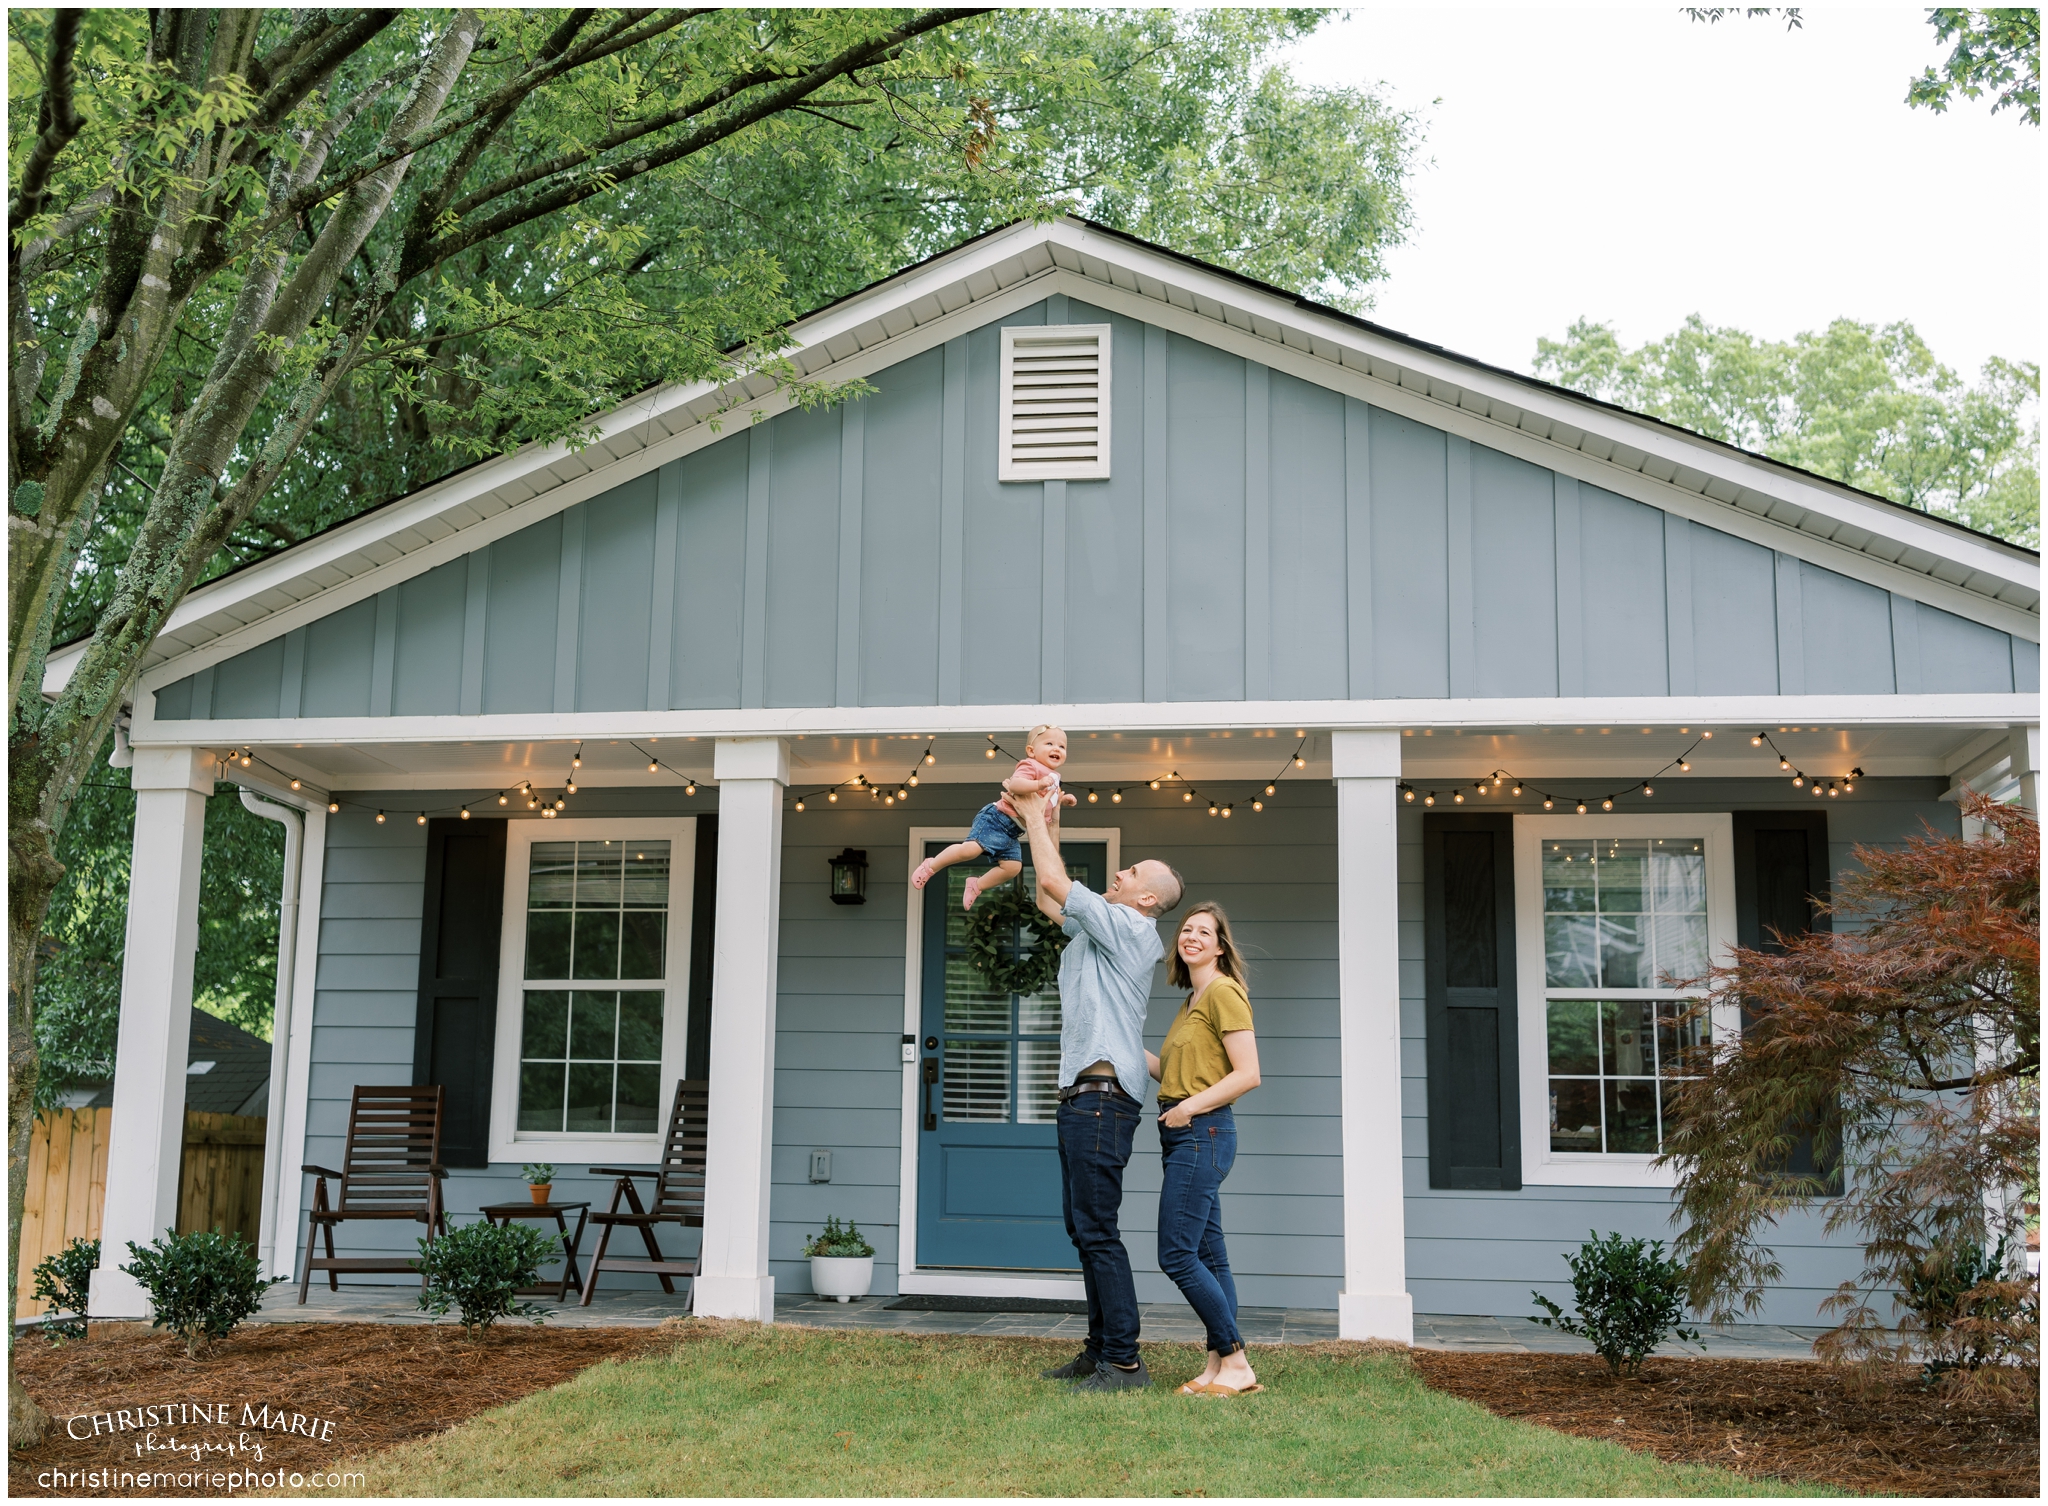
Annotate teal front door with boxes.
[915,841,1106,1270]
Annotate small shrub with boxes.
[1902,1237,2036,1385]
[804,1216,874,1258]
[1532,1229,1703,1377]
[417,1220,555,1338]
[31,1236,100,1344]
[120,1229,284,1357]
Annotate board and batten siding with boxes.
[152,299,2038,725]
[1399,778,1953,1326]
[769,781,1343,1307]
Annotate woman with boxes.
[1147,901,1263,1397]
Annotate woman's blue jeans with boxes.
[1156,1105,1243,1356]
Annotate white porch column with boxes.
[1332,730,1414,1343]
[89,746,216,1318]
[2009,724,2039,811]
[694,737,789,1322]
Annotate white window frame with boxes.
[489,816,696,1166]
[1512,812,1737,1189]
[997,323,1112,482]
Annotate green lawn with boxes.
[328,1323,1839,1497]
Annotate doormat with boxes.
[883,1295,1089,1315]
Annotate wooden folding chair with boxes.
[581,1080,709,1306]
[299,1084,449,1301]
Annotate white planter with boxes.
[809,1254,874,1302]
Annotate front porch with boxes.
[85,714,2034,1344]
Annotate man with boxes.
[1011,783,1184,1392]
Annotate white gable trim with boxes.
[50,217,2038,699]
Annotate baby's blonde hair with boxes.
[1025,723,1065,750]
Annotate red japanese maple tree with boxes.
[1660,792,2038,1387]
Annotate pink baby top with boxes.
[995,757,1061,820]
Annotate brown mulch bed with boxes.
[10,1320,671,1498]
[1410,1349,2040,1498]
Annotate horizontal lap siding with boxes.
[150,306,2029,723]
[771,781,1343,1307]
[299,789,720,1284]
[1400,778,1957,1324]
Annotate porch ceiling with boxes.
[234,721,2007,795]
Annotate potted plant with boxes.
[521,1163,557,1205]
[805,1217,875,1302]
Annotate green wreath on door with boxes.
[963,881,1069,997]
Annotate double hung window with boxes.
[491,818,695,1162]
[1513,815,1735,1187]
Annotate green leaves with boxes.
[1908,8,2040,125]
[119,1227,286,1357]
[1535,314,2040,547]
[1530,1230,1704,1377]
[417,1220,557,1339]
[963,881,1067,998]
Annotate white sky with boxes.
[1282,6,2041,381]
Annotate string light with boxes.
[375,811,387,824]
[828,792,838,803]
[1542,798,1553,809]
[908,774,919,787]
[1601,798,1614,811]
[1264,784,1276,796]
[571,746,582,769]
[685,782,697,796]
[239,749,252,767]
[649,758,660,773]
[1222,805,1234,818]
[498,794,509,806]
[566,780,578,794]
[1087,790,1099,803]
[925,751,936,765]
[1642,784,1653,797]
[1252,800,1263,812]
[1207,802,1219,816]
[1576,802,1588,814]
[1453,791,1464,803]
[416,813,427,826]
[328,801,341,814]
[288,777,301,790]
[1182,790,1193,803]
[1403,788,1415,802]
[1110,791,1122,804]
[794,798,806,811]
[1423,794,1435,806]
[459,807,471,820]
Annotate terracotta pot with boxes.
[528,1183,552,1205]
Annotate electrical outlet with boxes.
[809,1149,832,1183]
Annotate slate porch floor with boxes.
[243,1284,1828,1360]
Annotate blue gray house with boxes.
[60,218,2039,1336]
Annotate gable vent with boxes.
[998,324,1112,481]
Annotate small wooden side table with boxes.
[478,1200,591,1300]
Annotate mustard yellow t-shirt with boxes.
[1157,976,1255,1101]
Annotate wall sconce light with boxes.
[827,848,869,906]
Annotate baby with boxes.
[913,723,1080,908]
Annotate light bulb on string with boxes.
[1601,798,1613,811]
[1453,792,1464,804]
[885,795,895,807]
[1222,805,1234,818]
[985,744,997,759]
[1791,774,1803,788]
[1542,798,1554,810]
[1679,760,1691,771]
[1576,802,1588,814]
[1701,731,1713,738]
[908,774,919,787]
[794,798,806,812]
[1294,754,1306,768]
[1642,784,1653,797]
[1811,781,1824,797]
[1511,784,1523,796]
[649,759,660,773]
[554,798,565,810]
[1182,791,1193,803]
[1087,790,1098,803]
[1207,803,1219,816]
[925,751,936,765]
[1110,791,1123,804]
[685,782,697,796]
[375,811,387,824]
[459,807,471,820]
[827,791,838,803]
[1752,735,1765,746]
[1403,788,1415,803]
[1422,794,1435,806]
[328,801,341,814]
[571,749,582,768]
[1149,780,1161,791]
[1779,758,1790,770]
[1826,783,1839,797]
[289,778,301,791]
[498,794,509,806]
[566,780,578,794]
[416,813,427,826]
[1264,784,1276,796]
[896,788,907,801]
[240,749,252,767]
[1252,800,1264,812]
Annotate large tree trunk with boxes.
[7,819,59,1446]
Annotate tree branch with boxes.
[8,10,84,242]
[410,8,988,277]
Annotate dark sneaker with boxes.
[1068,1358,1150,1393]
[1040,1350,1098,1380]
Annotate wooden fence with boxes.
[14,1108,267,1319]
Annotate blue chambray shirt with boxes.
[1056,882,1164,1104]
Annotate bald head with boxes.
[1135,860,1184,918]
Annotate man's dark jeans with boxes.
[1157,1105,1243,1355]
[1057,1091,1142,1366]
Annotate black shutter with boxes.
[1423,813,1521,1190]
[412,818,507,1168]
[1732,810,1839,1192]
[684,815,719,1081]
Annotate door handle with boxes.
[922,1056,939,1131]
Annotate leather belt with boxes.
[1057,1077,1132,1104]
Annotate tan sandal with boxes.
[1175,1380,1217,1396]
[1200,1380,1264,1397]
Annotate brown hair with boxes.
[1167,901,1248,991]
